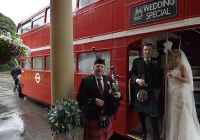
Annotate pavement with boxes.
[0,72,84,140]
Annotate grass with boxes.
[0,71,10,74]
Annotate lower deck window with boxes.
[33,57,43,70]
[78,51,110,74]
[22,59,31,69]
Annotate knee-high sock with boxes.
[138,112,146,132]
[150,116,159,140]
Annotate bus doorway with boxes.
[126,28,200,139]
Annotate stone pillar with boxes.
[50,0,73,139]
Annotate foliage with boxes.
[0,57,19,71]
[0,30,30,57]
[0,12,16,35]
[46,98,81,136]
[0,63,11,71]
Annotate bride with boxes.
[163,49,200,140]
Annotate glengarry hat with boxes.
[94,58,105,65]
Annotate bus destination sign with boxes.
[131,0,177,25]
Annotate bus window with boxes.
[33,57,44,70]
[129,50,139,71]
[22,20,31,33]
[46,56,50,70]
[33,12,44,29]
[79,0,96,8]
[46,8,50,23]
[78,51,110,74]
[22,59,31,69]
[17,26,22,34]
[74,55,76,72]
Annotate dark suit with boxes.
[11,66,21,80]
[130,57,161,140]
[77,74,120,120]
[11,66,21,91]
[130,57,160,116]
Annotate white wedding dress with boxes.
[165,66,200,140]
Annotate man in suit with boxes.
[76,57,122,140]
[11,64,21,92]
[130,43,161,140]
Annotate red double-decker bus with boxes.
[17,0,200,139]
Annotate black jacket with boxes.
[76,74,122,120]
[130,57,160,89]
[11,67,21,80]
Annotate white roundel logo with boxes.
[35,73,41,83]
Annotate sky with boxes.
[0,0,76,25]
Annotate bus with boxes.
[17,0,200,139]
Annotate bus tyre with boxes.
[18,82,24,98]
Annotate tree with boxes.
[0,12,16,35]
[0,12,17,70]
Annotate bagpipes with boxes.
[107,66,120,95]
[92,47,120,95]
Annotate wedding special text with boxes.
[130,0,177,25]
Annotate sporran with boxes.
[137,89,148,102]
[99,116,109,128]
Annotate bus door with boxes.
[125,33,177,139]
[125,40,142,139]
[20,58,32,97]
[43,55,51,105]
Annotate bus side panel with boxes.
[111,103,127,135]
[112,0,126,32]
[21,70,32,97]
[29,26,48,48]
[31,71,45,102]
[75,0,113,39]
[42,24,50,46]
[186,0,200,18]
[44,71,51,105]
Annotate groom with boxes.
[130,43,161,140]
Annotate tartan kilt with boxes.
[83,118,113,140]
[134,88,159,116]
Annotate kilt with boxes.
[134,88,159,116]
[83,118,113,140]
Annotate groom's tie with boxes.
[146,60,150,65]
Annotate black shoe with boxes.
[154,135,160,140]
[141,131,147,140]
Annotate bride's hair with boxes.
[170,49,183,60]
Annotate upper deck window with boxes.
[22,20,31,33]
[33,12,45,29]
[79,0,96,8]
[17,26,22,34]
[78,51,110,74]
[46,8,50,23]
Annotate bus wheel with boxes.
[18,82,24,98]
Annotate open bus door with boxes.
[125,40,143,139]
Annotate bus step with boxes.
[126,131,154,140]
